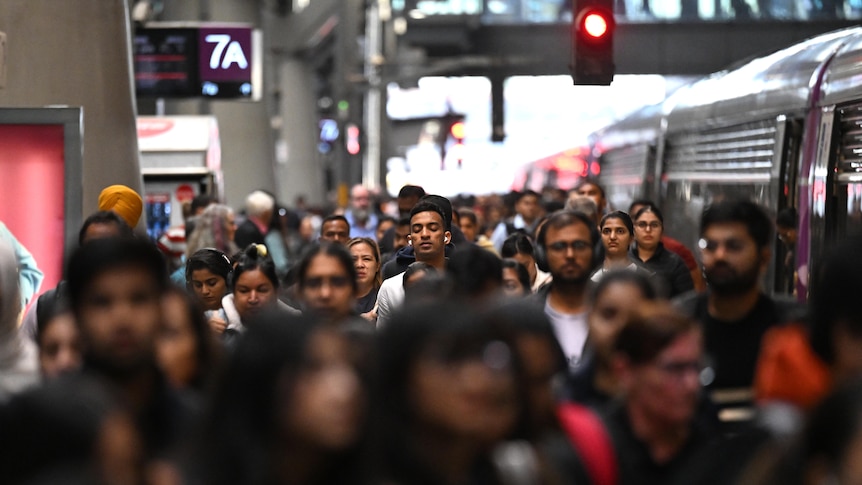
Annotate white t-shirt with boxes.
[544,300,589,372]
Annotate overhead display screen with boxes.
[134,24,259,100]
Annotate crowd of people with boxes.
[1,179,862,485]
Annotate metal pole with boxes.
[363,0,384,190]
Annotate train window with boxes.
[833,182,862,240]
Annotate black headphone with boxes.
[535,211,599,273]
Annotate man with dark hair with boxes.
[318,214,351,246]
[675,199,801,409]
[491,190,543,251]
[532,210,597,371]
[396,184,426,218]
[376,200,452,327]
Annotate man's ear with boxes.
[444,231,452,243]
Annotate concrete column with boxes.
[275,59,325,206]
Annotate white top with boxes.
[544,300,589,372]
[375,273,406,328]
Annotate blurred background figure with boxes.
[775,207,798,294]
[0,238,39,401]
[0,220,43,308]
[501,233,551,292]
[376,302,524,485]
[345,184,378,239]
[35,301,81,380]
[348,238,382,322]
[195,313,366,485]
[235,190,275,249]
[295,243,359,326]
[569,271,658,410]
[447,244,503,305]
[185,248,233,334]
[501,259,531,298]
[156,287,220,393]
[178,204,239,285]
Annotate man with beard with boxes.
[345,184,378,239]
[532,210,597,373]
[675,200,802,396]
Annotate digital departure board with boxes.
[134,24,259,100]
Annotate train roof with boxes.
[665,27,862,132]
[591,102,665,152]
[820,32,862,107]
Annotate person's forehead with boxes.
[307,254,349,276]
[323,220,349,231]
[352,186,369,198]
[702,221,752,240]
[546,222,591,240]
[411,211,444,225]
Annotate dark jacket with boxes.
[234,219,266,250]
[380,242,458,280]
[630,242,694,298]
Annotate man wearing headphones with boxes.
[375,200,451,328]
[533,210,597,373]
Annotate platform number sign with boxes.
[199,27,253,98]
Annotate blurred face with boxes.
[350,242,379,289]
[544,222,594,284]
[777,225,797,246]
[577,183,606,212]
[502,267,528,298]
[460,217,478,243]
[700,222,766,296]
[589,281,648,362]
[398,196,420,218]
[626,328,704,429]
[320,220,350,246]
[234,269,277,321]
[516,195,541,222]
[156,293,198,388]
[410,339,518,444]
[515,334,560,431]
[351,187,371,212]
[513,253,538,286]
[189,268,228,311]
[281,329,363,450]
[409,211,450,263]
[376,220,395,243]
[77,266,162,374]
[394,223,410,251]
[299,217,314,242]
[634,211,663,251]
[224,211,237,242]
[601,218,633,259]
[300,254,356,321]
[82,222,124,245]
[38,313,81,379]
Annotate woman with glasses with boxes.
[592,211,650,283]
[630,205,693,298]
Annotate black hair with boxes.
[801,380,862,478]
[484,301,566,375]
[190,194,216,214]
[458,208,479,226]
[376,215,397,231]
[77,210,133,245]
[590,270,658,303]
[295,242,358,293]
[810,235,862,364]
[633,203,664,224]
[446,245,503,301]
[402,262,435,290]
[409,200,447,228]
[628,199,655,214]
[516,190,541,202]
[501,259,532,296]
[396,216,411,227]
[66,238,168,316]
[232,244,280,290]
[197,311,365,485]
[600,210,635,236]
[501,232,536,259]
[321,214,350,231]
[776,207,798,229]
[162,286,220,391]
[375,302,525,485]
[185,248,233,289]
[699,199,772,249]
[419,195,453,230]
[614,303,698,365]
[398,185,426,200]
[35,298,72,348]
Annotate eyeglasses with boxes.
[653,359,705,380]
[698,238,748,253]
[547,240,592,252]
[635,221,662,230]
[423,340,513,372]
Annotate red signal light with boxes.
[450,121,465,140]
[583,12,609,38]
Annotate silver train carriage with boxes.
[591,26,862,300]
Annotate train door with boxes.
[773,116,803,295]
[827,103,862,240]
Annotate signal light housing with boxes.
[571,0,615,85]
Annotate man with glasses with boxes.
[675,200,802,417]
[532,210,598,372]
